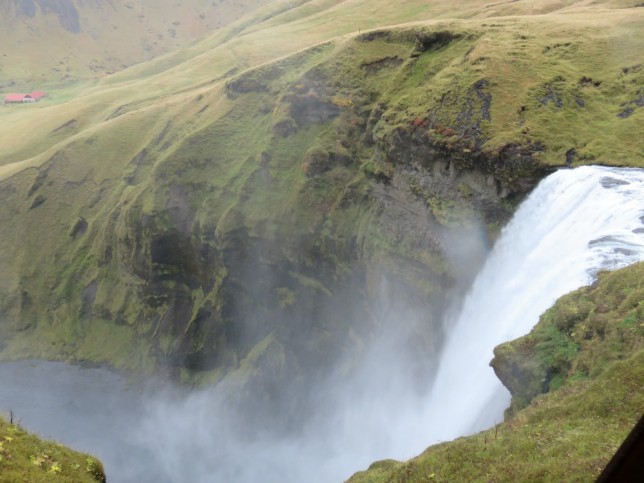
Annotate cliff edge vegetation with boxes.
[349,261,644,482]
[0,0,642,480]
[0,415,105,482]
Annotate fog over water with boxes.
[1,166,643,482]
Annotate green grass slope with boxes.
[1,1,642,173]
[0,415,105,482]
[349,262,644,482]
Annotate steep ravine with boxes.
[1,26,548,389]
[1,167,641,483]
[0,11,642,462]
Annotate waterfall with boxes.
[418,165,644,444]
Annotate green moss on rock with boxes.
[0,2,642,389]
[492,262,644,413]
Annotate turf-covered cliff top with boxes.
[0,415,105,482]
[1,0,642,176]
[349,261,644,482]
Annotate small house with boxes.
[4,93,26,104]
[3,91,47,104]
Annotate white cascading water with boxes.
[416,165,644,445]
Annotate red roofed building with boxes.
[4,93,26,104]
[3,91,47,104]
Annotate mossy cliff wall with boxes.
[0,18,641,393]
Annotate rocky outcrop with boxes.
[350,262,644,483]
[491,262,644,414]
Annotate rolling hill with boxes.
[0,0,273,86]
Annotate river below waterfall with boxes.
[0,166,643,482]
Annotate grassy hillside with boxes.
[0,0,274,85]
[0,415,105,482]
[0,0,641,379]
[1,1,642,171]
[349,262,644,482]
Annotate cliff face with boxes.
[0,1,641,477]
[0,0,641,400]
[0,27,537,387]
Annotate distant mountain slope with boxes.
[0,0,274,84]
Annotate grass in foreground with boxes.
[0,415,105,482]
